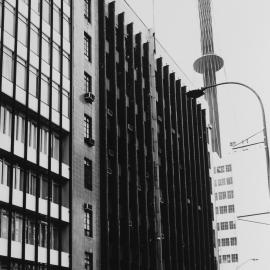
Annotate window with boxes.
[221,238,230,247]
[215,207,219,214]
[32,0,40,14]
[84,0,91,22]
[52,85,60,112]
[84,73,92,93]
[13,166,24,191]
[227,177,233,185]
[63,15,70,41]
[219,206,227,214]
[18,16,27,45]
[51,133,60,160]
[4,5,15,36]
[28,121,37,149]
[53,6,61,32]
[216,223,220,231]
[42,36,50,63]
[30,26,39,54]
[0,160,11,187]
[231,254,238,263]
[40,127,49,155]
[84,33,92,62]
[11,212,23,242]
[62,90,70,117]
[2,47,14,81]
[43,0,51,24]
[227,190,234,199]
[41,76,50,105]
[0,105,12,136]
[26,171,36,195]
[0,209,9,239]
[29,66,39,97]
[229,221,236,229]
[25,217,35,244]
[63,52,70,78]
[84,115,92,140]
[53,45,61,71]
[14,114,25,143]
[216,166,224,173]
[228,204,235,213]
[39,221,47,247]
[220,222,228,230]
[50,223,59,250]
[218,192,226,200]
[218,178,226,186]
[84,158,92,190]
[17,58,27,90]
[52,181,59,204]
[84,205,93,237]
[40,176,48,200]
[226,164,232,172]
[231,237,237,246]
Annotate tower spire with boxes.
[194,0,224,157]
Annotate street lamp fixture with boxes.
[187,81,270,198]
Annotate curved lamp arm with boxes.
[188,81,270,199]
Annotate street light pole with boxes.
[187,81,270,198]
[236,258,259,269]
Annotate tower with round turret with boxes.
[194,0,224,157]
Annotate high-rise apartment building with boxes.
[213,161,239,269]
[0,1,216,270]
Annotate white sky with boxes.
[121,0,270,269]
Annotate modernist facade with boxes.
[0,0,215,270]
[0,0,71,269]
[213,161,239,269]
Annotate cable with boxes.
[233,129,264,147]
[238,218,270,226]
[237,211,270,218]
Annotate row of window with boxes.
[217,237,237,247]
[219,254,238,264]
[0,160,60,203]
[216,204,235,214]
[215,190,234,200]
[217,221,236,231]
[0,209,59,249]
[0,262,48,270]
[214,177,233,187]
[215,164,232,173]
[3,44,71,99]
[0,105,61,158]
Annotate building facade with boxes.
[0,0,216,270]
[213,161,239,269]
[0,0,71,269]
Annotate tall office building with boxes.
[0,0,72,269]
[0,1,215,270]
[213,161,239,269]
[194,0,224,157]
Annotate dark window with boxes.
[84,0,91,22]
[84,158,92,190]
[84,73,92,93]
[84,206,93,237]
[84,115,92,140]
[84,33,92,62]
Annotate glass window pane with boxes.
[53,7,60,32]
[32,0,40,13]
[4,6,15,36]
[18,18,27,45]
[63,55,70,78]
[42,37,50,63]
[29,67,38,97]
[62,91,69,117]
[41,77,49,104]
[63,16,70,41]
[2,48,14,81]
[52,86,60,111]
[53,46,60,71]
[30,26,39,54]
[16,60,27,89]
[43,0,51,24]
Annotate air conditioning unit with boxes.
[107,168,112,174]
[84,203,92,211]
[84,137,95,147]
[84,92,95,103]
